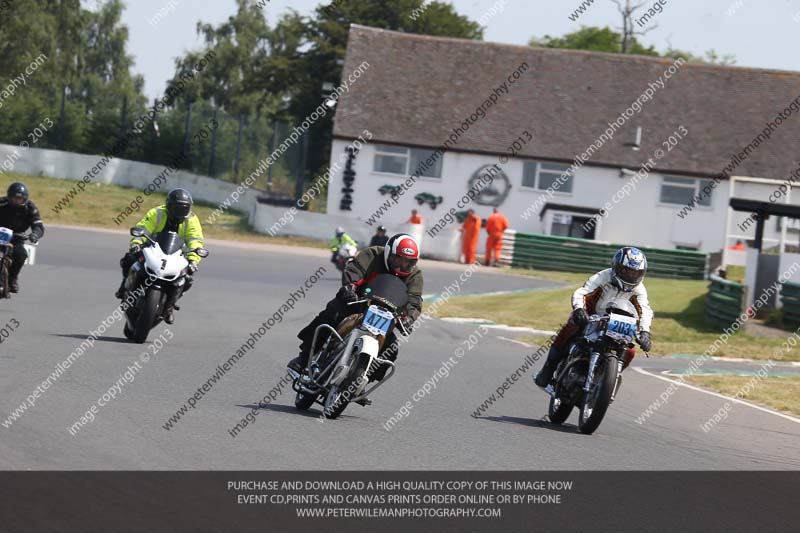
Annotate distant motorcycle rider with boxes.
[288,233,423,383]
[329,226,357,264]
[534,247,653,387]
[115,189,205,324]
[0,182,45,293]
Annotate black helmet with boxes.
[166,188,193,223]
[7,182,29,207]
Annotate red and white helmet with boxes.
[384,234,420,277]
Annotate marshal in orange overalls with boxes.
[484,209,509,266]
[460,211,482,264]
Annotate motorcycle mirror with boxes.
[194,248,209,258]
[130,227,145,238]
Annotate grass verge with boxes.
[685,374,800,417]
[1,172,327,249]
[435,270,800,362]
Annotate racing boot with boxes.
[287,352,309,374]
[534,345,563,388]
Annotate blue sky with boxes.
[115,0,800,100]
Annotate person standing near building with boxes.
[407,209,423,225]
[369,225,389,247]
[484,207,509,267]
[459,209,481,264]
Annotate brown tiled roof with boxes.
[334,25,800,181]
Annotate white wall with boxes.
[250,203,461,258]
[325,138,734,252]
[0,143,260,215]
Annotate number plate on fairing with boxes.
[363,305,394,336]
[606,313,637,342]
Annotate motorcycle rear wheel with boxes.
[577,357,618,435]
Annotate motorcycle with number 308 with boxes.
[546,299,642,435]
[289,274,410,419]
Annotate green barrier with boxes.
[705,275,745,326]
[503,231,708,280]
[780,282,800,325]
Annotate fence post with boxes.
[57,86,67,149]
[207,107,219,177]
[294,129,309,203]
[183,101,193,170]
[234,113,244,179]
[267,119,278,192]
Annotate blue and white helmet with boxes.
[611,247,647,292]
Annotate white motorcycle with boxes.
[334,242,357,272]
[289,274,410,419]
[122,227,208,343]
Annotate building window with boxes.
[373,144,442,178]
[522,161,573,193]
[660,176,713,206]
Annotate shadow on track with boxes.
[236,402,358,420]
[52,333,131,344]
[474,414,580,433]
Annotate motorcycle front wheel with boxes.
[322,355,369,419]
[133,289,161,344]
[548,395,574,425]
[294,391,318,411]
[577,357,619,435]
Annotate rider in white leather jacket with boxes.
[534,247,653,387]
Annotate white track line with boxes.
[496,336,535,348]
[633,367,800,425]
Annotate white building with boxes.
[326,25,800,257]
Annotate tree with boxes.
[0,0,147,155]
[529,26,735,65]
[170,0,483,186]
[270,0,484,178]
[529,26,658,56]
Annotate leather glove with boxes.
[337,283,358,303]
[28,233,39,244]
[399,315,414,334]
[637,331,652,352]
[571,307,589,328]
[187,261,198,274]
[129,244,142,254]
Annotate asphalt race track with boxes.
[1,227,799,470]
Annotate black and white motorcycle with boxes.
[289,274,409,419]
[121,227,208,343]
[546,299,644,435]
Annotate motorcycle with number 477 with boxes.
[121,227,208,343]
[288,274,410,419]
[546,299,646,435]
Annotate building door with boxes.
[550,213,596,239]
